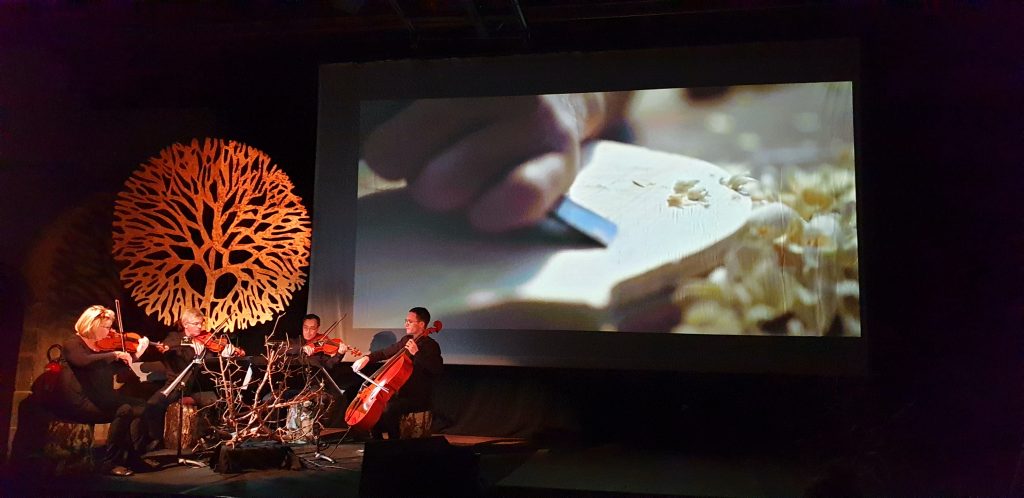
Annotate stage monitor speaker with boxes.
[360,435,480,497]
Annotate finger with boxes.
[468,150,579,232]
[409,111,572,213]
[363,98,498,181]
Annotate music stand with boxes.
[160,348,209,468]
[291,356,348,464]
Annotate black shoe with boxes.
[108,465,134,477]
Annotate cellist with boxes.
[351,307,443,439]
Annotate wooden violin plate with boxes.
[353,141,752,331]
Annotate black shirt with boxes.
[56,336,139,419]
[366,334,442,411]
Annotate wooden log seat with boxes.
[398,411,433,439]
[163,399,210,452]
[43,420,96,475]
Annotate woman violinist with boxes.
[350,307,443,439]
[50,305,154,476]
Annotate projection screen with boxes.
[311,40,865,374]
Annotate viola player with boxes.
[351,306,443,439]
[50,305,153,476]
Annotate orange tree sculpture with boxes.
[112,138,311,332]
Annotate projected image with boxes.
[353,83,858,336]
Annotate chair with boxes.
[43,420,96,475]
[398,410,433,439]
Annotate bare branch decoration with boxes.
[199,341,334,449]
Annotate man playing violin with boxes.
[293,313,358,364]
[351,306,443,439]
[279,313,358,425]
[143,307,238,448]
[296,314,339,365]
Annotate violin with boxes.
[344,320,442,431]
[94,330,167,354]
[94,299,167,355]
[305,333,362,357]
[191,332,246,357]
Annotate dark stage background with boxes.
[1,3,1023,494]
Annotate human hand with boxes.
[114,351,132,364]
[351,356,369,372]
[302,344,314,356]
[404,339,419,356]
[362,94,615,232]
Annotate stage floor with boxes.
[4,432,832,497]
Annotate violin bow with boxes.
[320,312,347,338]
[317,313,351,350]
[113,299,127,352]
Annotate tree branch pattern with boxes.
[113,138,311,332]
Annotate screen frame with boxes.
[311,39,867,375]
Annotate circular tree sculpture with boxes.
[113,137,311,332]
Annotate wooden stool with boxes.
[398,411,432,439]
[43,420,95,475]
[163,400,208,451]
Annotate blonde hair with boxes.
[75,305,115,337]
[177,307,206,331]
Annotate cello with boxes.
[344,320,442,431]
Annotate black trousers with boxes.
[53,398,147,469]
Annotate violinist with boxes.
[351,307,443,439]
[143,307,230,447]
[278,314,357,422]
[50,305,155,476]
[292,313,351,369]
